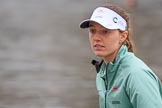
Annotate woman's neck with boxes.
[103,48,119,64]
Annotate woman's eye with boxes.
[89,29,96,34]
[101,30,108,35]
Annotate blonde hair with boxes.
[103,3,135,52]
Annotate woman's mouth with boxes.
[93,44,105,50]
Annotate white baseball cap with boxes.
[79,7,127,31]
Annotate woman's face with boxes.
[89,22,125,62]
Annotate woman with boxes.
[79,3,162,108]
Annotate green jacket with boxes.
[96,45,162,108]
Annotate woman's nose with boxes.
[93,33,102,41]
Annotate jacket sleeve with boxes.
[125,68,162,108]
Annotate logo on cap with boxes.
[97,9,104,13]
[113,17,118,23]
[94,9,104,19]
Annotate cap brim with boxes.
[79,19,91,28]
[80,19,109,30]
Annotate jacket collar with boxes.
[99,45,128,76]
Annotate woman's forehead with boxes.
[89,21,121,33]
[89,22,118,32]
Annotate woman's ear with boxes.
[119,31,128,44]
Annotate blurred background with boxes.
[0,0,162,108]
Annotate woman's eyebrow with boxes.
[89,24,95,27]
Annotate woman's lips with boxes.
[93,44,104,50]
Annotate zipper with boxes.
[104,64,109,108]
[105,91,107,108]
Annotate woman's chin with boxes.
[94,52,105,57]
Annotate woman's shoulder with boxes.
[120,52,159,81]
[121,52,151,71]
